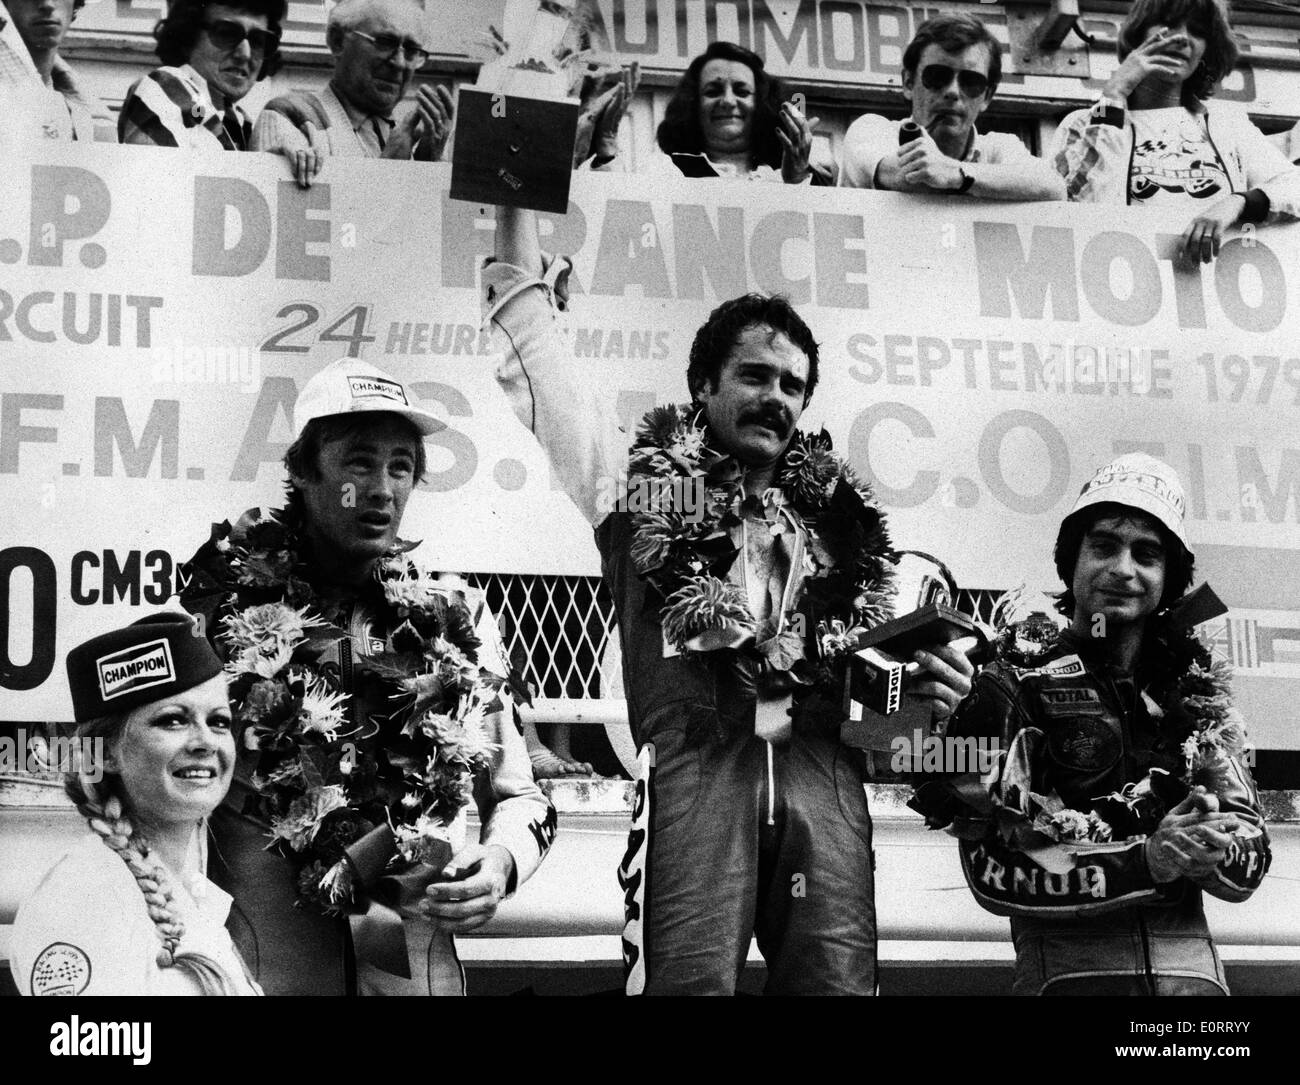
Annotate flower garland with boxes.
[991,620,1250,852]
[626,404,895,726]
[185,507,511,913]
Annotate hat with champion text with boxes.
[1060,452,1192,558]
[65,613,224,723]
[293,358,444,438]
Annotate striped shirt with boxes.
[118,64,250,151]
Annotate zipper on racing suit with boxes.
[1105,669,1158,995]
[739,505,804,831]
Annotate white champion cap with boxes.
[293,358,444,438]
[1064,452,1191,556]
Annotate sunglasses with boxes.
[204,19,279,56]
[919,64,989,98]
[347,28,430,66]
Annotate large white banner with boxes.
[1,144,1297,741]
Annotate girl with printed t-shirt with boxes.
[1051,0,1300,264]
[10,614,260,996]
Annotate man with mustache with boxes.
[118,0,284,150]
[911,455,1270,995]
[839,13,1064,200]
[484,207,974,995]
[0,0,110,141]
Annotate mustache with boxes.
[740,407,792,435]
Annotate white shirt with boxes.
[838,113,1035,189]
[10,834,260,996]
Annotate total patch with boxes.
[1038,685,1104,716]
[1047,717,1121,772]
[31,942,91,996]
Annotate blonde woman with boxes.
[10,613,259,995]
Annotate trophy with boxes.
[839,551,992,764]
[450,0,587,213]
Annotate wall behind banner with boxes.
[68,0,1300,120]
[1,145,1297,743]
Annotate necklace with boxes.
[626,404,896,727]
[184,505,510,913]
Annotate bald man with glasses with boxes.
[251,0,454,187]
[839,13,1064,201]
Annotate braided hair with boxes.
[66,714,249,995]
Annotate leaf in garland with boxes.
[390,618,424,655]
[387,536,422,556]
[755,626,806,673]
[443,601,482,661]
[298,749,326,790]
[238,676,294,728]
[357,651,427,681]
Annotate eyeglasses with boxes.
[919,64,989,98]
[203,19,280,57]
[347,28,430,66]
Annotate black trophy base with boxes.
[450,89,580,214]
[841,698,934,760]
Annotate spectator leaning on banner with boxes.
[652,40,828,185]
[118,0,284,150]
[0,0,110,141]
[251,0,453,188]
[911,454,1270,995]
[839,13,1064,200]
[1050,0,1300,264]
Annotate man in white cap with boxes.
[912,453,1270,995]
[178,357,555,995]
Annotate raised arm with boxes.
[486,206,629,526]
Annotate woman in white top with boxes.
[1052,0,1300,263]
[10,613,259,996]
[652,41,825,185]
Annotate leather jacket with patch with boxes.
[912,630,1270,995]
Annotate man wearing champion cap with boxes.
[178,357,555,995]
[912,453,1270,995]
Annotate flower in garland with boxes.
[818,619,867,659]
[268,783,349,851]
[222,602,323,679]
[394,814,454,865]
[421,700,498,768]
[1178,659,1248,790]
[667,425,707,464]
[779,430,840,508]
[427,767,476,823]
[380,560,443,611]
[631,507,700,573]
[660,575,755,652]
[295,674,349,741]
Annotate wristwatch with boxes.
[955,167,975,194]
